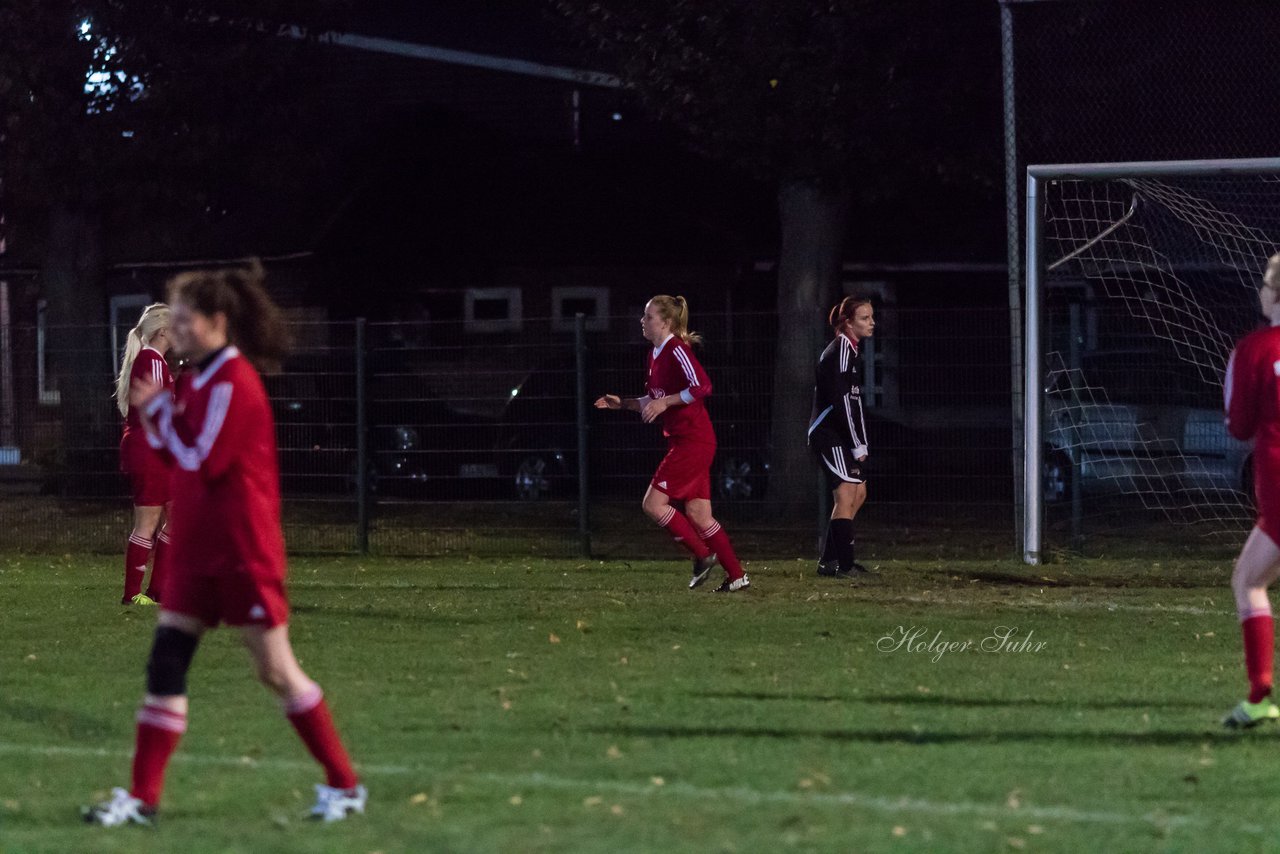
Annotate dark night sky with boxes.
[93,2,1008,269]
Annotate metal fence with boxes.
[0,308,1020,558]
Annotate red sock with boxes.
[131,704,186,807]
[148,530,172,602]
[656,507,712,560]
[123,535,152,602]
[1242,612,1274,703]
[700,521,745,580]
[285,684,358,789]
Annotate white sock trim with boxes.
[283,683,324,716]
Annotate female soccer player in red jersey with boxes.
[1223,254,1280,729]
[84,263,365,826]
[595,295,749,592]
[808,297,875,579]
[115,304,174,605]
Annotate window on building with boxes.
[110,293,154,370]
[464,288,522,333]
[36,300,59,405]
[551,286,609,332]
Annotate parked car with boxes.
[264,353,501,498]
[1042,349,1251,502]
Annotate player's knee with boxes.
[145,626,199,697]
[642,495,666,520]
[252,659,293,693]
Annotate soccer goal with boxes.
[1023,157,1280,564]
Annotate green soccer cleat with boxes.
[1222,698,1280,729]
[129,593,158,606]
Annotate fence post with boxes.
[574,313,591,557]
[355,317,369,556]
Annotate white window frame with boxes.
[551,286,609,332]
[36,299,59,405]
[110,293,154,371]
[464,287,522,333]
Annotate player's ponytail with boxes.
[650,294,703,346]
[828,296,872,332]
[168,259,291,372]
[114,303,171,416]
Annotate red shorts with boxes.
[121,439,171,506]
[651,437,716,502]
[164,568,290,629]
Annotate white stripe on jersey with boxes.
[673,346,699,387]
[192,347,240,391]
[156,381,234,472]
[808,404,834,438]
[151,358,163,386]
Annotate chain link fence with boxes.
[0,309,1017,558]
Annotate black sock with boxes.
[831,518,854,571]
[820,520,839,566]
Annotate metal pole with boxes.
[1001,1,1025,552]
[1023,174,1043,565]
[574,313,591,557]
[355,318,369,555]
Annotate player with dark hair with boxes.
[84,261,366,825]
[115,303,174,605]
[595,295,750,592]
[808,296,875,579]
[1223,253,1280,728]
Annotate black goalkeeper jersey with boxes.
[808,333,868,456]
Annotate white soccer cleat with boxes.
[308,783,367,822]
[713,574,750,593]
[82,787,155,827]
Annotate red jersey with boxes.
[1226,325,1280,448]
[145,347,286,580]
[121,347,174,448]
[1226,324,1280,541]
[646,335,715,443]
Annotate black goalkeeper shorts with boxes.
[812,442,867,489]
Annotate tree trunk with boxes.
[768,179,847,520]
[43,205,110,491]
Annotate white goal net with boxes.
[1025,160,1280,560]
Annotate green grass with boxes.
[1,550,1276,853]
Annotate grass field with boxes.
[2,549,1277,853]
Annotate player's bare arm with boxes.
[129,376,166,434]
[594,394,645,413]
[640,394,681,424]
